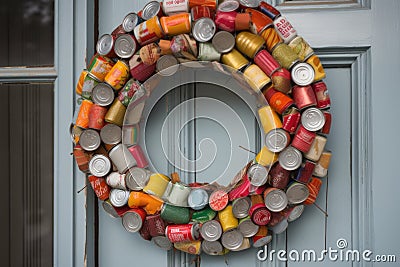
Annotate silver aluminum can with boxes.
[125,167,151,191]
[109,188,130,207]
[301,107,326,132]
[200,220,223,242]
[238,217,259,237]
[264,188,288,212]
[79,129,101,151]
[89,154,111,177]
[291,62,315,86]
[156,55,179,76]
[218,0,239,12]
[247,163,268,186]
[108,143,137,174]
[161,181,174,202]
[202,240,224,255]
[239,0,260,8]
[162,0,189,16]
[152,236,173,250]
[100,123,121,145]
[265,128,290,153]
[142,1,162,20]
[92,83,115,107]
[122,210,144,233]
[188,188,209,210]
[252,233,272,248]
[221,229,244,250]
[192,18,216,42]
[278,146,303,171]
[287,204,304,222]
[106,172,127,190]
[167,182,191,206]
[122,13,141,33]
[232,197,251,219]
[286,182,309,204]
[230,237,251,251]
[102,200,119,218]
[96,34,115,57]
[198,42,221,61]
[114,34,138,59]
[212,31,235,54]
[270,219,288,234]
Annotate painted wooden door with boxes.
[96,1,400,266]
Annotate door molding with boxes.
[271,0,370,10]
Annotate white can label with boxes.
[274,16,297,43]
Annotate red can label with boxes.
[215,11,236,32]
[312,81,331,109]
[250,204,271,226]
[292,85,317,110]
[228,175,251,201]
[209,190,229,211]
[294,160,316,184]
[88,175,110,201]
[282,109,301,134]
[147,214,167,237]
[166,224,195,242]
[320,111,332,135]
[292,125,316,153]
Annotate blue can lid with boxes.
[188,188,209,210]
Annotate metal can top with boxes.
[88,154,111,177]
[92,83,115,106]
[192,18,216,42]
[253,233,272,248]
[239,0,260,8]
[141,1,162,20]
[102,200,119,218]
[109,188,130,207]
[264,188,288,212]
[188,188,209,210]
[238,217,260,237]
[286,182,309,204]
[100,123,121,145]
[114,34,137,59]
[79,129,101,151]
[156,55,179,76]
[122,210,144,233]
[122,13,140,33]
[125,167,150,191]
[291,62,315,86]
[218,0,239,12]
[265,128,290,153]
[221,229,244,250]
[270,219,288,234]
[232,197,252,219]
[202,240,224,256]
[278,146,303,171]
[152,236,173,250]
[96,34,114,56]
[247,164,268,186]
[212,31,235,54]
[301,107,326,132]
[200,220,223,242]
[287,204,304,222]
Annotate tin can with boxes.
[236,31,265,59]
[70,123,83,145]
[75,100,93,129]
[255,146,278,167]
[243,64,271,92]
[88,175,110,200]
[304,177,322,205]
[141,1,163,20]
[81,72,99,99]
[118,79,140,107]
[238,216,259,237]
[212,31,235,54]
[209,190,229,211]
[200,220,223,241]
[106,172,127,190]
[88,104,107,130]
[109,143,137,174]
[191,6,212,21]
[247,163,268,186]
[163,0,189,15]
[218,205,239,232]
[100,124,121,148]
[96,34,116,58]
[306,55,326,82]
[143,173,170,198]
[159,39,173,55]
[88,154,111,177]
[263,187,288,212]
[114,34,138,59]
[215,11,236,32]
[166,223,200,242]
[76,70,88,96]
[170,34,198,60]
[202,240,226,255]
[291,62,315,86]
[252,225,272,247]
[249,195,271,226]
[282,107,301,134]
[122,13,142,33]
[291,125,316,153]
[153,236,173,250]
[289,36,314,62]
[105,99,126,126]
[198,42,221,61]
[235,13,251,31]
[109,188,130,207]
[192,17,216,42]
[92,83,115,107]
[87,54,114,82]
[245,8,273,34]
[266,162,289,189]
[73,144,91,173]
[265,128,290,153]
[122,208,146,233]
[301,107,326,132]
[160,203,190,224]
[111,24,126,37]
[271,67,291,94]
[228,174,251,200]
[192,206,217,223]
[134,16,164,46]
[189,0,217,9]
[270,218,288,234]
[221,229,244,250]
[139,218,152,241]
[79,128,101,151]
[260,27,282,53]
[272,43,299,70]
[218,0,239,12]
[160,13,191,36]
[188,188,209,210]
[221,48,249,71]
[167,182,191,206]
[146,214,167,237]
[313,151,331,177]
[264,88,294,114]
[320,110,331,135]
[102,199,130,218]
[286,182,309,204]
[156,54,179,76]
[273,16,297,43]
[259,1,281,20]
[294,160,315,184]
[305,135,327,162]
[122,124,139,146]
[258,105,282,134]
[174,240,202,255]
[312,81,331,109]
[254,49,280,77]
[129,55,156,82]
[128,145,149,168]
[128,191,164,215]
[239,0,259,9]
[292,85,317,110]
[125,167,151,190]
[278,146,303,171]
[232,197,251,219]
[231,237,251,251]
[104,60,130,91]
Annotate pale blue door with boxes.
[95,1,400,267]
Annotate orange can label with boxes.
[160,13,191,36]
[75,99,93,129]
[104,60,130,90]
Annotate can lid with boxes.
[202,240,224,255]
[122,13,140,33]
[252,233,272,248]
[79,129,101,151]
[218,0,239,12]
[109,188,130,207]
[212,31,235,54]
[122,210,143,233]
[188,188,209,210]
[278,146,303,171]
[89,154,111,177]
[301,107,325,132]
[192,18,216,42]
[142,1,161,20]
[221,229,244,250]
[209,190,229,211]
[265,128,290,153]
[270,219,288,234]
[239,0,260,8]
[125,167,150,190]
[200,220,223,242]
[102,200,119,218]
[114,34,137,59]
[247,164,268,186]
[152,236,173,250]
[291,63,315,86]
[287,204,304,222]
[96,34,114,56]
[232,197,251,219]
[92,83,115,106]
[286,182,309,204]
[238,218,260,237]
[264,188,288,212]
[100,124,121,145]
[156,55,179,76]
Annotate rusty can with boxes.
[109,143,137,174]
[258,105,282,134]
[238,216,259,237]
[79,128,101,152]
[265,128,290,153]
[243,64,271,92]
[236,31,265,59]
[278,146,303,171]
[289,36,314,62]
[249,195,271,226]
[313,151,332,177]
[304,177,323,205]
[146,214,167,237]
[215,11,237,32]
[129,55,156,82]
[122,12,142,33]
[192,17,216,42]
[221,48,249,71]
[88,104,107,130]
[272,43,300,70]
[286,182,309,204]
[264,87,294,114]
[106,172,127,190]
[73,144,91,173]
[259,1,281,20]
[88,175,110,201]
[291,62,315,86]
[191,5,212,21]
[232,196,251,219]
[114,34,138,59]
[200,220,223,241]
[162,0,189,15]
[209,190,229,211]
[141,1,163,20]
[273,16,297,43]
[254,49,280,77]
[96,34,116,58]
[134,16,164,46]
[267,162,290,189]
[271,67,291,94]
[160,13,192,36]
[294,160,316,184]
[92,83,115,107]
[122,208,146,233]
[306,55,326,82]
[75,99,93,129]
[166,223,200,242]
[312,81,331,109]
[221,229,244,250]
[282,107,301,134]
[291,125,316,153]
[252,226,272,247]
[292,85,317,110]
[245,8,273,34]
[105,99,126,126]
[104,60,130,91]
[87,54,114,82]
[218,205,239,232]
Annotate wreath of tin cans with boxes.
[71,0,332,256]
